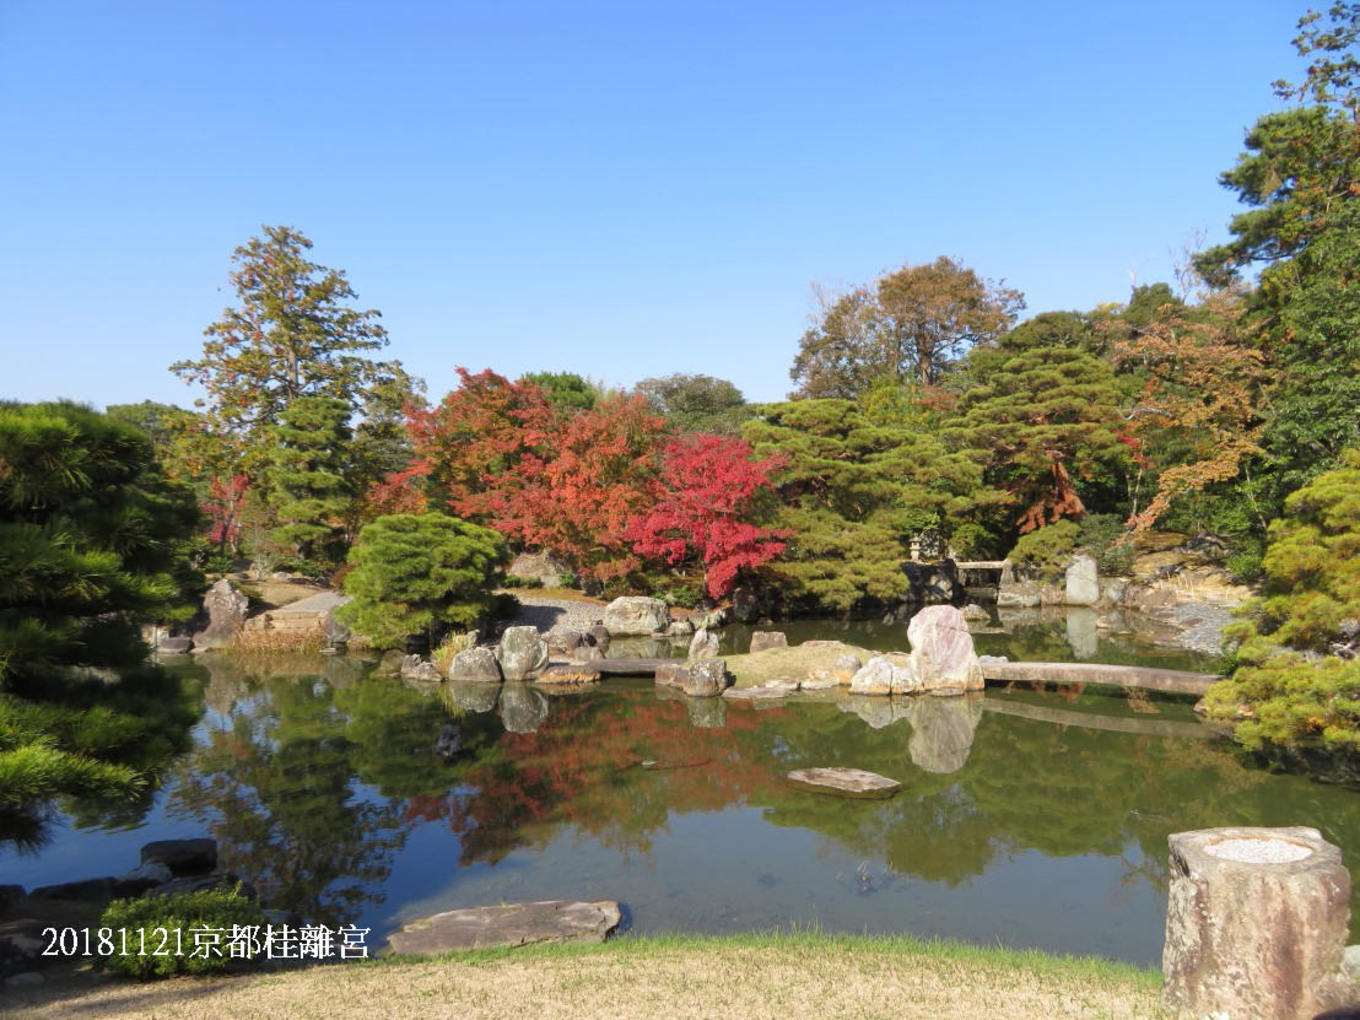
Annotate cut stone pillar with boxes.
[1163,826,1352,1019]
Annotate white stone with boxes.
[906,605,983,694]
[1065,553,1099,606]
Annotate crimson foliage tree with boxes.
[625,435,788,599]
[400,370,667,584]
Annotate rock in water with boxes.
[749,631,788,653]
[536,665,602,685]
[785,767,902,798]
[906,605,984,694]
[1065,552,1099,606]
[685,659,732,697]
[849,653,919,696]
[1162,826,1353,1019]
[401,655,443,682]
[688,627,719,660]
[602,596,670,635]
[141,838,218,875]
[387,900,622,955]
[497,625,549,680]
[191,579,249,651]
[448,646,503,682]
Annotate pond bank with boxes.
[3,932,1161,1019]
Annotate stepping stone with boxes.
[386,900,622,955]
[785,767,902,799]
[723,685,794,701]
[536,665,603,685]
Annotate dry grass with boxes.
[430,631,477,673]
[4,933,1162,1020]
[230,627,326,656]
[724,641,873,688]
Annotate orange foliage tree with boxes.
[1111,292,1271,531]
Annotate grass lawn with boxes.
[3,931,1162,1019]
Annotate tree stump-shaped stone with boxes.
[1163,826,1353,1019]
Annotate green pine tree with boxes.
[268,396,354,568]
[0,402,201,844]
[337,514,509,648]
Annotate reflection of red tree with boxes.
[410,695,791,866]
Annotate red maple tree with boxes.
[625,434,788,600]
[512,394,669,582]
[202,474,250,551]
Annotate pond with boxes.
[4,615,1359,968]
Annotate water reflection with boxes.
[8,649,1360,965]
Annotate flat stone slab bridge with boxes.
[586,657,1219,697]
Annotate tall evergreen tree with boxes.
[268,396,354,566]
[171,226,413,480]
[1195,5,1360,508]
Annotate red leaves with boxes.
[203,474,249,548]
[624,435,789,599]
[406,370,667,583]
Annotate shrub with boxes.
[1203,451,1360,750]
[948,522,997,560]
[503,574,543,589]
[1007,520,1080,580]
[338,513,509,649]
[1077,513,1134,576]
[431,631,477,673]
[98,887,268,979]
[655,584,700,609]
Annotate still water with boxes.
[4,617,1358,967]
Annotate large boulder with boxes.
[848,653,919,696]
[602,596,670,635]
[1065,553,1100,606]
[656,660,731,697]
[506,550,571,588]
[448,647,503,683]
[686,659,732,697]
[191,579,249,651]
[906,605,984,694]
[141,838,218,875]
[749,631,788,653]
[546,626,587,654]
[688,627,719,660]
[401,655,443,682]
[731,584,774,623]
[1163,826,1353,1019]
[497,626,549,680]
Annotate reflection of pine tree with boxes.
[169,668,408,925]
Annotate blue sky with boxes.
[0,1,1306,407]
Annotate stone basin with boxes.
[1202,835,1314,864]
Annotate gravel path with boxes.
[507,593,608,633]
